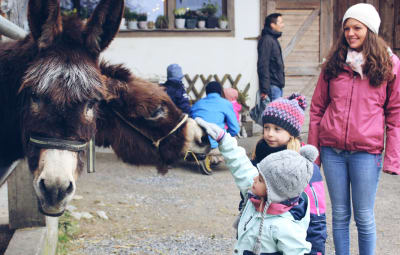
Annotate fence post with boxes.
[7,159,45,229]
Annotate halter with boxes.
[111,109,188,149]
[29,136,95,173]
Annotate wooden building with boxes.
[262,0,400,74]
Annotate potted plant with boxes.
[201,2,218,28]
[137,13,148,29]
[125,9,138,30]
[155,15,168,29]
[80,6,90,23]
[197,11,207,29]
[218,15,228,29]
[174,8,186,29]
[185,10,197,29]
[147,21,155,29]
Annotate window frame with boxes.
[117,0,234,37]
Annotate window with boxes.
[60,0,234,37]
[125,0,165,22]
[176,0,224,17]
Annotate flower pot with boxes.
[119,18,127,30]
[206,16,218,28]
[127,20,138,30]
[186,18,197,29]
[138,21,147,29]
[175,18,185,29]
[198,20,206,29]
[219,20,228,29]
[147,21,155,29]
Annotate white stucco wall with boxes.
[101,0,260,107]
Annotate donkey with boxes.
[96,62,210,174]
[0,0,209,216]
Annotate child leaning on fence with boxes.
[195,117,317,255]
[246,93,327,255]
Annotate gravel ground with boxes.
[66,136,400,255]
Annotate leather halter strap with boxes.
[29,136,95,173]
[111,109,188,149]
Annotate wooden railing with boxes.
[184,73,251,108]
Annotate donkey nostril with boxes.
[66,181,74,195]
[39,179,47,193]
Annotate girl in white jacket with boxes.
[196,118,318,255]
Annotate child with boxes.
[195,117,317,255]
[223,87,242,125]
[161,64,191,114]
[250,93,327,255]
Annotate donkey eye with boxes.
[31,93,40,103]
[148,106,164,120]
[87,101,96,109]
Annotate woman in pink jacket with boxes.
[308,3,400,255]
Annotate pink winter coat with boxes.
[308,55,400,174]
[224,88,242,124]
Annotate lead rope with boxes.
[253,200,269,255]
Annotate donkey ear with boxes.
[28,0,63,49]
[101,77,127,102]
[84,0,124,55]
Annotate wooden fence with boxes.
[184,73,251,108]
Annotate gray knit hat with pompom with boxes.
[257,145,318,204]
[252,145,318,254]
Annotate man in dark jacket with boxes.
[161,64,191,114]
[257,13,285,102]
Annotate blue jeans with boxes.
[269,85,283,101]
[320,147,382,255]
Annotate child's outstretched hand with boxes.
[195,117,225,142]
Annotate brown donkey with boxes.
[0,0,209,216]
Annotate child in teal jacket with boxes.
[196,118,317,255]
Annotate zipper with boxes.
[344,75,355,150]
[243,215,253,231]
[309,184,320,216]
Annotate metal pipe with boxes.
[0,15,27,40]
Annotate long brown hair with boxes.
[323,29,393,87]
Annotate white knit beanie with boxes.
[342,3,380,34]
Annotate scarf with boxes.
[248,191,298,214]
[346,48,365,79]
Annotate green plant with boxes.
[137,13,147,22]
[219,14,228,21]
[201,1,218,17]
[197,11,207,21]
[174,7,187,19]
[185,10,198,19]
[124,8,137,21]
[155,15,168,29]
[80,7,90,19]
[56,212,80,255]
[61,8,77,17]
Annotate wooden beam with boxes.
[320,0,333,61]
[286,66,320,76]
[8,160,45,230]
[379,0,395,48]
[8,0,28,30]
[277,2,320,9]
[283,7,320,59]
[227,0,235,36]
[394,0,400,49]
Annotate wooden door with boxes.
[260,0,333,138]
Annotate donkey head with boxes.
[19,0,124,216]
[96,63,210,173]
